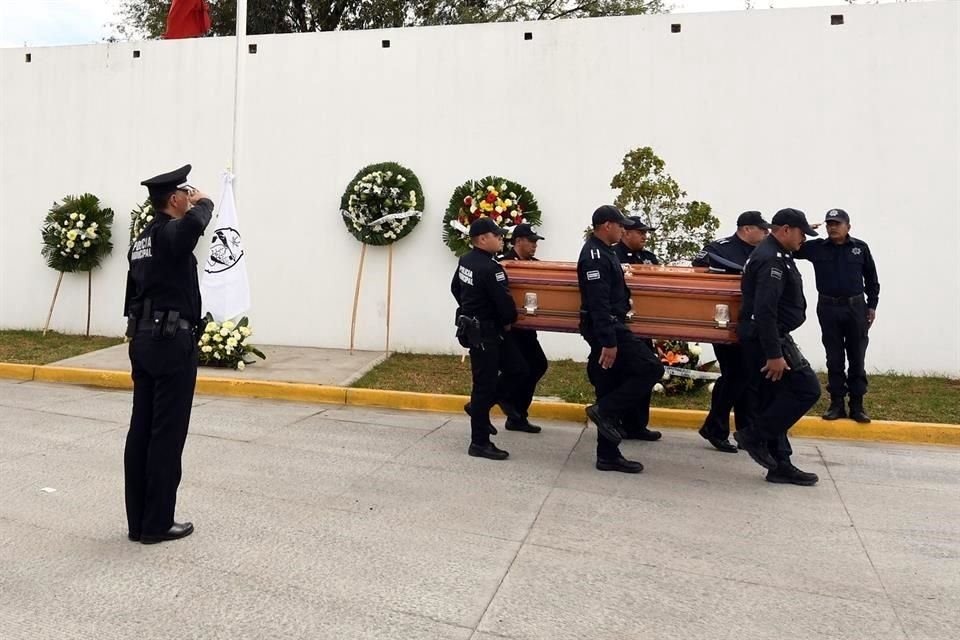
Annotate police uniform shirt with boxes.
[578,235,632,348]
[125,200,214,323]
[739,235,807,359]
[692,234,755,273]
[451,247,518,327]
[615,243,659,265]
[499,248,539,262]
[794,236,880,309]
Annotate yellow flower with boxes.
[504,199,512,207]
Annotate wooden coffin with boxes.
[501,261,742,344]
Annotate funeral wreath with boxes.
[40,193,114,273]
[197,314,266,370]
[129,200,154,244]
[443,176,541,256]
[654,340,718,395]
[340,162,424,246]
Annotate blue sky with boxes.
[0,0,918,48]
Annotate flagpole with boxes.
[230,0,247,175]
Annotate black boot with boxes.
[766,461,819,486]
[849,397,871,424]
[822,396,846,420]
[468,442,509,460]
[733,430,777,470]
[585,405,623,445]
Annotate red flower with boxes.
[485,192,497,204]
[464,196,473,206]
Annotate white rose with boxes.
[83,241,91,248]
[67,229,78,240]
[89,222,98,229]
[688,344,702,357]
[205,322,218,333]
[240,327,251,337]
[220,328,230,337]
[70,213,78,220]
[237,361,246,371]
[213,334,223,342]
[226,337,238,347]
[653,383,665,393]
[73,254,79,259]
[202,345,213,353]
[201,334,210,343]
[76,221,84,228]
[213,352,221,359]
[223,320,235,330]
[231,330,241,340]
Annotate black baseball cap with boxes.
[469,217,506,237]
[736,210,770,229]
[771,208,818,236]
[592,205,628,227]
[625,216,656,232]
[825,208,850,223]
[512,223,544,241]
[141,164,191,201]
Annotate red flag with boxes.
[164,0,212,39]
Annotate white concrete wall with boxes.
[1,2,958,376]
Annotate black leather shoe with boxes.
[822,398,847,421]
[596,456,644,473]
[505,419,542,433]
[498,401,525,424]
[464,403,497,435]
[140,522,194,545]
[622,428,662,441]
[468,442,509,460]
[849,399,871,424]
[733,431,777,470]
[698,427,738,453]
[585,405,622,445]
[766,462,819,486]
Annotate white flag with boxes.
[200,172,251,322]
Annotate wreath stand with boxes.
[348,244,395,355]
[42,271,93,337]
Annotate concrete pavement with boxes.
[1,378,958,639]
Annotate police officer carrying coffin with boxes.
[451,218,530,460]
[615,217,659,265]
[612,215,663,441]
[123,164,213,543]
[579,206,665,473]
[734,208,821,486]
[794,209,879,423]
[497,223,548,433]
[691,211,770,453]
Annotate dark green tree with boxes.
[611,147,719,265]
[112,0,666,38]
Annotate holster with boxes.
[780,334,810,371]
[456,315,483,350]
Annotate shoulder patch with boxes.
[851,247,862,256]
[495,271,506,282]
[770,267,783,280]
[718,238,730,244]
[586,270,601,281]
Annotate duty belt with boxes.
[135,318,194,333]
[819,294,864,305]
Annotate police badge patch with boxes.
[851,247,862,256]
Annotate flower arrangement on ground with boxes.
[443,176,541,256]
[653,340,717,395]
[197,314,266,370]
[340,162,424,246]
[40,193,114,273]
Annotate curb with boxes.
[2,363,959,447]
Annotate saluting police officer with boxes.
[612,215,662,441]
[578,206,665,473]
[691,211,770,453]
[498,223,548,433]
[734,208,821,486]
[794,209,879,423]
[451,218,530,460]
[123,164,213,543]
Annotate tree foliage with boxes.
[112,1,666,39]
[611,147,719,265]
